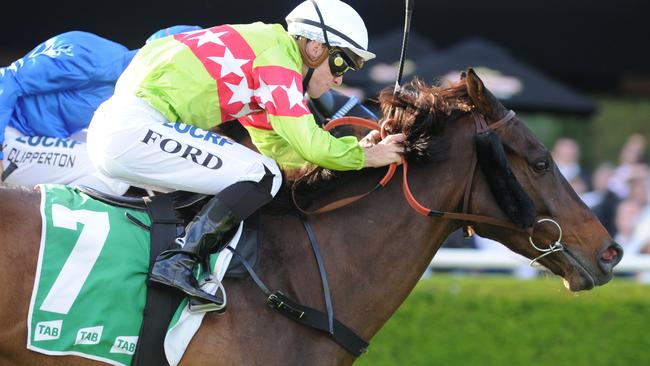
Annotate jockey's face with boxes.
[303,41,343,98]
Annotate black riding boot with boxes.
[149,196,237,306]
[150,172,276,311]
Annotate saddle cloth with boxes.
[28,184,242,366]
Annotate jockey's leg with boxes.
[149,171,274,306]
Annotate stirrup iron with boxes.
[188,277,227,314]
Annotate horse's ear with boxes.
[466,68,508,121]
[459,70,467,80]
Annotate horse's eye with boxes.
[533,159,551,172]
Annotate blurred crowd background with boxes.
[2,0,649,276]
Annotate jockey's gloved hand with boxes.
[362,133,405,168]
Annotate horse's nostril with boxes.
[600,243,624,266]
[601,247,618,262]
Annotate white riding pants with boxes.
[2,126,130,195]
[86,94,282,196]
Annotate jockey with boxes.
[0,25,201,194]
[86,0,404,311]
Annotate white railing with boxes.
[430,248,650,273]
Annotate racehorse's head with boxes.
[465,69,622,290]
[379,68,622,291]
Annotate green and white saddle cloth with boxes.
[28,184,242,366]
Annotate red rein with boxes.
[323,116,430,216]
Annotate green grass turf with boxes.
[355,274,650,366]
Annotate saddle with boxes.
[77,186,261,278]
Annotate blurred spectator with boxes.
[626,167,650,252]
[591,190,622,237]
[581,162,616,208]
[613,199,643,249]
[634,214,650,255]
[581,162,620,235]
[609,134,648,198]
[626,164,649,207]
[552,137,587,183]
[590,137,649,236]
[629,199,650,283]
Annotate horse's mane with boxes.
[378,78,472,163]
[288,79,473,198]
[287,79,472,186]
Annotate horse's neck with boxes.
[341,168,463,335]
[260,165,464,342]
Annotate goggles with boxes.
[328,48,363,77]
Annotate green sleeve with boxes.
[270,114,365,171]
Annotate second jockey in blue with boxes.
[0,25,201,194]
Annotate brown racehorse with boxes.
[0,69,622,365]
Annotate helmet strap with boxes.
[302,67,315,95]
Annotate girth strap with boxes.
[226,236,369,357]
[132,194,185,366]
[266,292,369,356]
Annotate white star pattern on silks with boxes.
[230,103,262,118]
[187,29,227,48]
[207,48,249,77]
[280,78,309,112]
[254,77,280,108]
[224,77,253,105]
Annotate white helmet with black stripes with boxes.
[285,0,376,64]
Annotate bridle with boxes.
[291,110,566,265]
[404,109,521,230]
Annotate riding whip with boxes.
[394,0,415,94]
